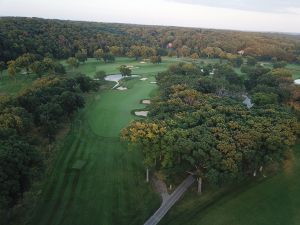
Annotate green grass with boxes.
[287,64,300,79]
[62,57,186,77]
[159,143,300,225]
[0,57,184,96]
[258,62,300,79]
[29,71,161,225]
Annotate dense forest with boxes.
[1,17,300,63]
[122,62,300,192]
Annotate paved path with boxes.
[144,175,195,225]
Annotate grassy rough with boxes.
[159,143,300,225]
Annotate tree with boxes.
[75,49,87,63]
[103,53,115,63]
[0,131,42,211]
[191,53,199,61]
[273,61,287,69]
[127,45,142,60]
[246,56,257,66]
[252,92,278,105]
[7,61,17,81]
[150,55,162,64]
[15,53,35,75]
[66,57,79,71]
[119,65,131,77]
[229,55,243,68]
[30,61,45,78]
[109,46,122,56]
[93,49,104,61]
[94,71,106,80]
[59,91,85,115]
[42,57,56,74]
[0,61,5,80]
[38,103,62,140]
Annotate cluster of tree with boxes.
[1,53,65,81]
[0,74,97,219]
[122,62,299,193]
[150,55,162,64]
[1,17,300,63]
[119,65,132,77]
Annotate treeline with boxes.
[122,62,300,192]
[0,75,97,220]
[1,17,300,63]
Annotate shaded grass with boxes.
[159,143,300,225]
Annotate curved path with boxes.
[144,175,195,225]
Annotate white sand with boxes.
[140,61,146,64]
[294,79,300,85]
[150,81,157,84]
[116,87,127,91]
[142,100,151,104]
[140,78,148,81]
[135,111,149,117]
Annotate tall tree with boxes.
[0,61,5,80]
[66,57,79,71]
[93,49,104,61]
[119,65,131,77]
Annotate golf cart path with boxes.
[144,175,195,225]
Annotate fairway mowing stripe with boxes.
[37,131,88,225]
[54,131,83,172]
[42,172,76,225]
[57,171,81,225]
[47,133,85,201]
[67,135,88,166]
[31,132,83,225]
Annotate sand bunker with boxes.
[294,79,300,85]
[135,111,149,117]
[116,86,127,91]
[140,78,148,81]
[140,61,146,64]
[142,100,151,104]
[150,81,157,84]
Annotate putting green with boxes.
[30,74,160,225]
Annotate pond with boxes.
[104,74,122,82]
[104,74,139,89]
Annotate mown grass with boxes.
[29,66,161,225]
[159,143,300,225]
[62,57,186,77]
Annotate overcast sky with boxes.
[1,0,300,33]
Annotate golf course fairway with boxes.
[30,75,160,225]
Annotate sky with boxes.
[0,0,300,33]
